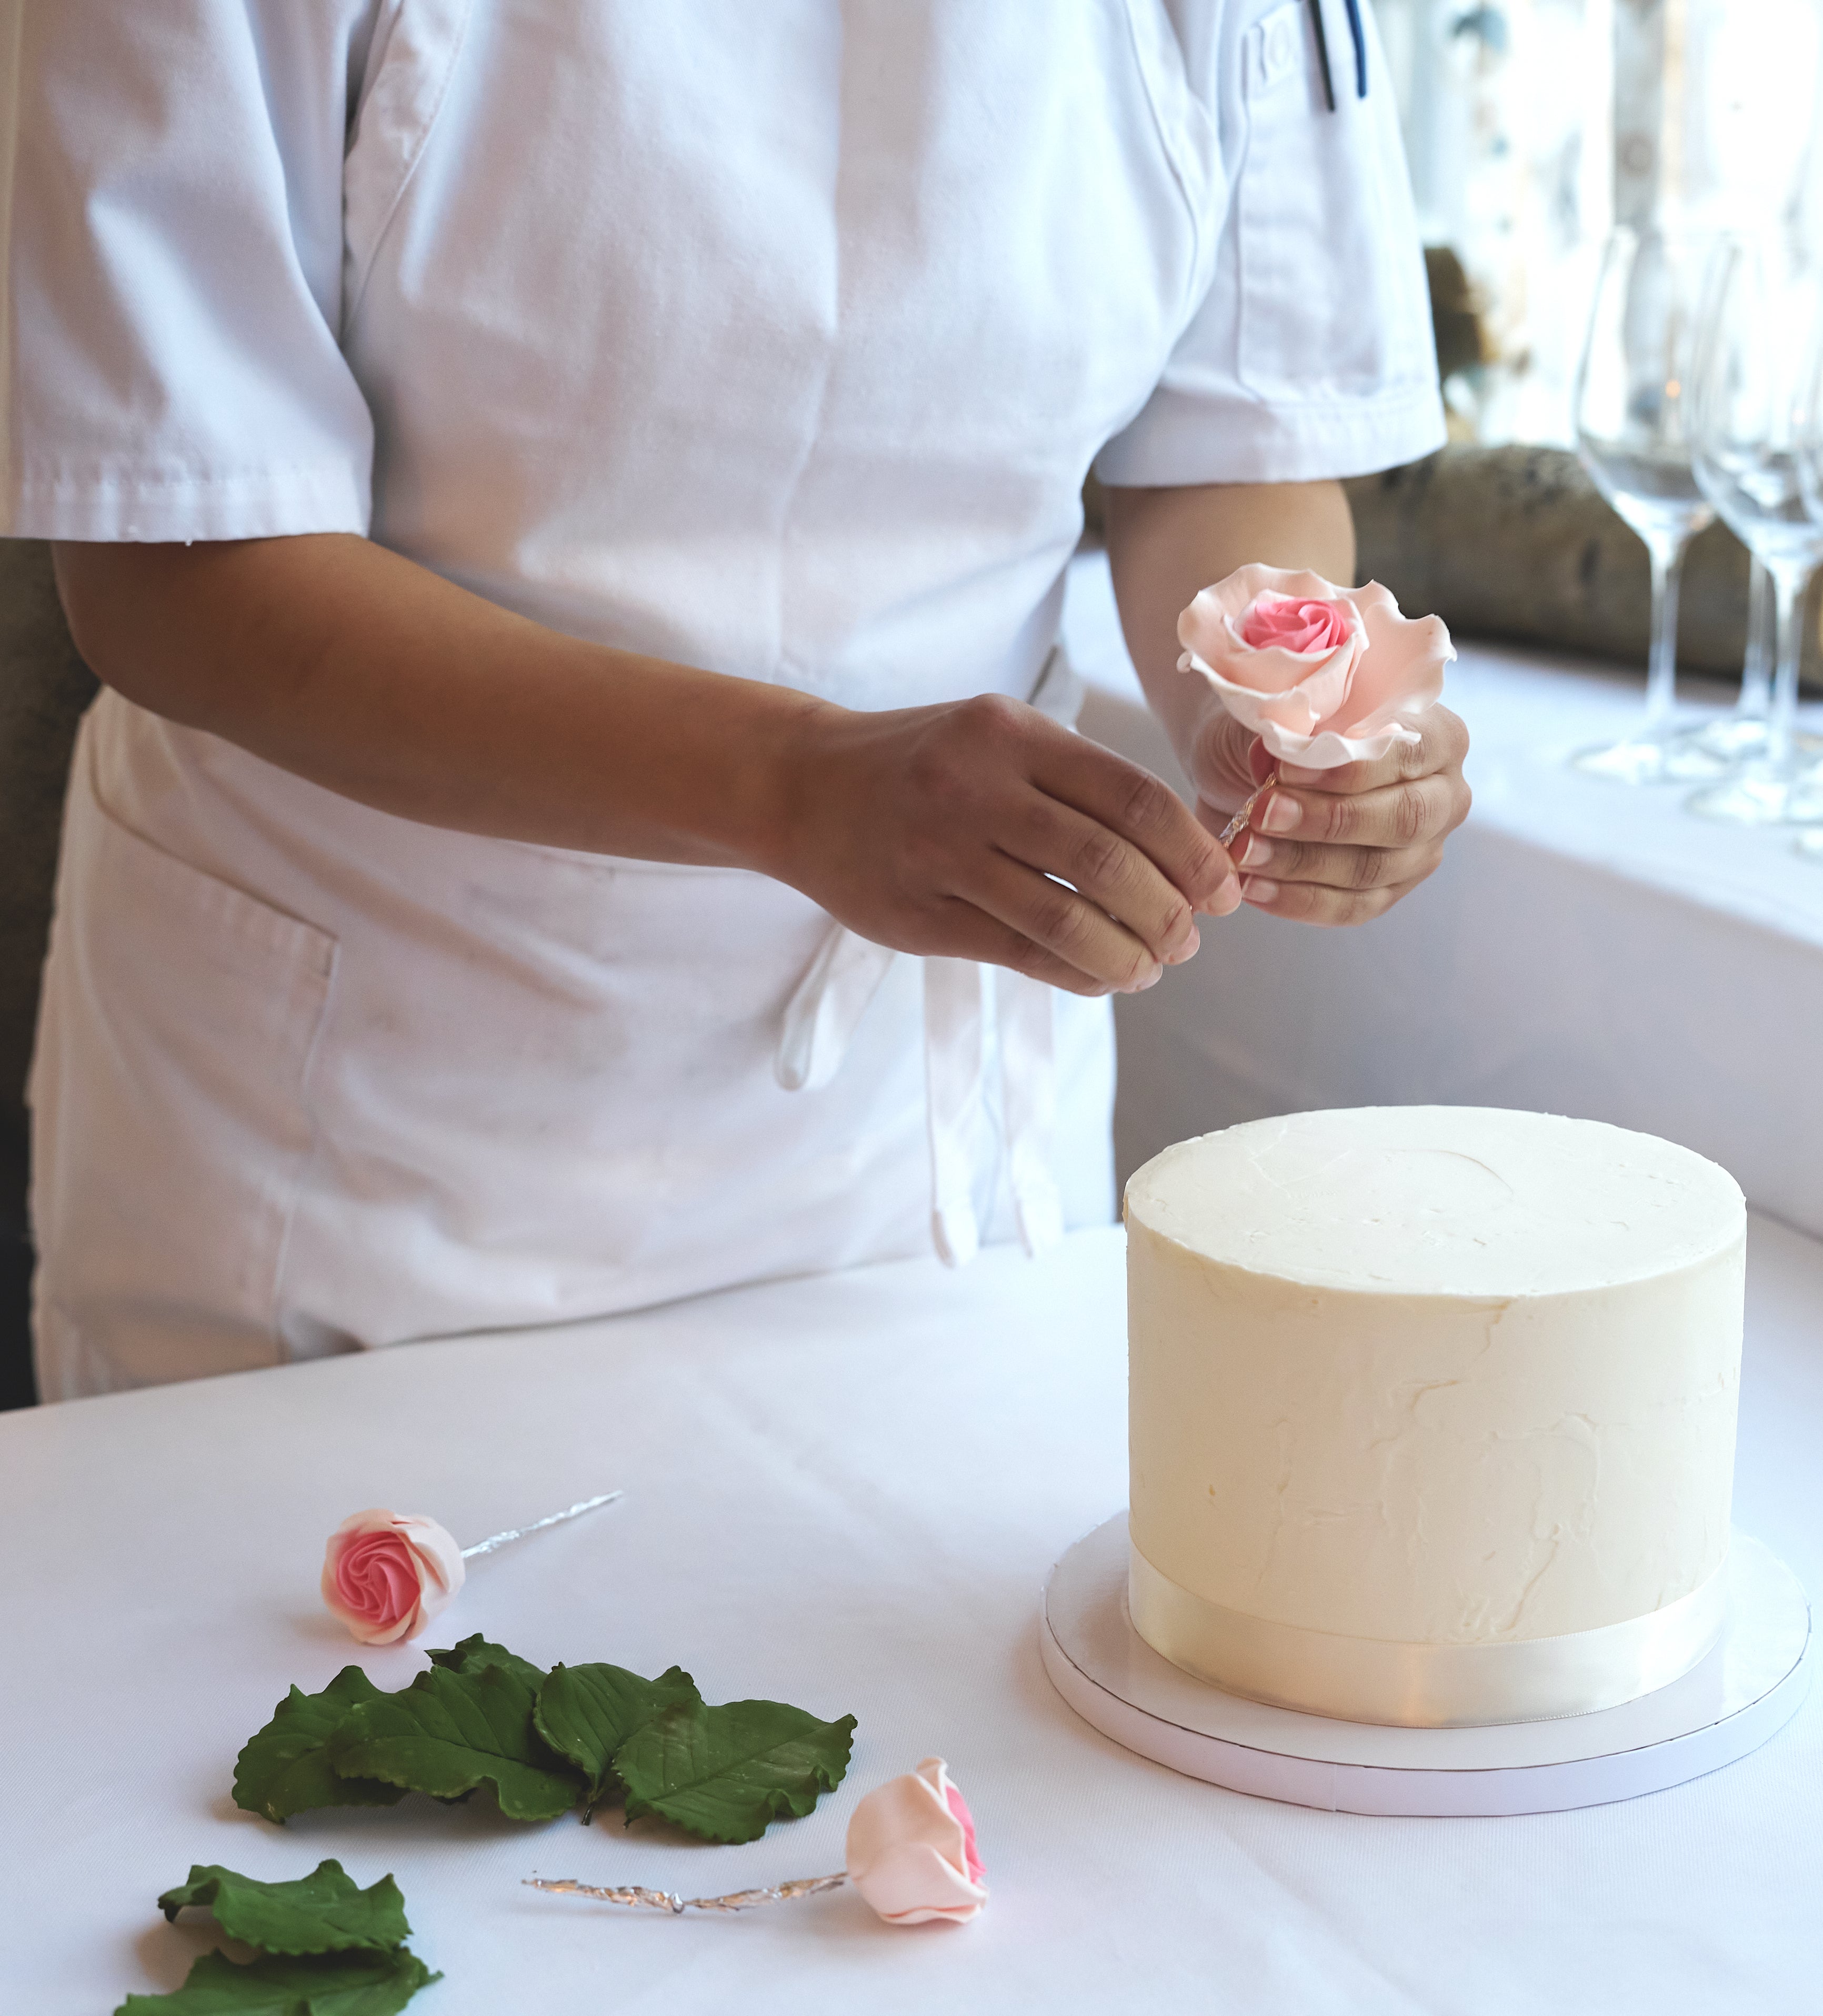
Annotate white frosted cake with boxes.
[1125,1107,1746,1728]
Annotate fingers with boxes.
[1233,829,1441,896]
[1235,865,1438,927]
[1247,766,1470,853]
[1028,715,1239,917]
[1000,792,1241,968]
[966,849,1171,993]
[1185,706,1263,812]
[1223,706,1470,927]
[915,897,1140,998]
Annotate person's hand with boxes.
[771,693,1243,996]
[1183,701,1471,926]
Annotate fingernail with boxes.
[1166,926,1201,965]
[1278,763,1325,787]
[1207,874,1243,917]
[1240,876,1279,905]
[1129,965,1164,991]
[1237,833,1274,869]
[1260,794,1300,836]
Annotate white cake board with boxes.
[1040,1515,1812,1817]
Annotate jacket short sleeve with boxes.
[1096,0,1446,488]
[1,1,380,541]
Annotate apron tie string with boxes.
[773,645,1086,1267]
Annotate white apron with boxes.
[12,1,1444,1396]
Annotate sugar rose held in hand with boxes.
[1178,564,1454,769]
[320,1509,465,1645]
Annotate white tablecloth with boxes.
[1065,553,1823,1240]
[6,1222,1820,2014]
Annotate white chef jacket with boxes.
[4,0,1444,1398]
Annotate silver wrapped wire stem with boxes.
[525,1873,849,1915]
[1217,769,1278,851]
[462,1490,625,1560]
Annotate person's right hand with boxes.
[767,693,1242,997]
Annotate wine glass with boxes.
[1569,229,1717,784]
[1792,336,1823,858]
[1685,238,1823,825]
[1664,556,1783,774]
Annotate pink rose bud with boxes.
[845,1757,988,1926]
[321,1508,466,1645]
[1178,564,1453,769]
[1238,593,1357,657]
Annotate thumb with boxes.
[1188,706,1258,806]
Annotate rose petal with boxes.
[1239,594,1357,656]
[320,1508,465,1644]
[944,1782,985,1886]
[1323,580,1454,737]
[1184,643,1359,734]
[849,1842,988,1925]
[1180,569,1453,771]
[846,1757,988,1927]
[1252,716,1427,767]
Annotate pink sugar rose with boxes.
[1178,564,1454,769]
[845,1757,988,1926]
[321,1508,465,1644]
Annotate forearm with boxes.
[51,533,820,868]
[1101,479,1355,771]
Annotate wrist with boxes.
[733,686,847,885]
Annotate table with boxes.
[6,1220,1820,2013]
[1065,553,1823,1241]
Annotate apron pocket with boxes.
[29,740,338,1393]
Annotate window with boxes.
[1376,0,1823,446]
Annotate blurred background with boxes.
[1346,0,1822,678]
[1386,0,1818,449]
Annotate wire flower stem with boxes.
[1218,769,1279,850]
[462,1491,625,1560]
[525,1873,848,1915]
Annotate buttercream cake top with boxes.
[1125,1107,1744,1297]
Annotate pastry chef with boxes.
[5,1,1469,1399]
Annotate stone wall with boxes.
[1345,446,1812,683]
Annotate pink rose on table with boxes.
[321,1508,465,1644]
[845,1757,988,1925]
[1178,563,1454,769]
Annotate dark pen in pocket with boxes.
[1307,0,1368,113]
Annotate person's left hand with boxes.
[1184,702,1471,926]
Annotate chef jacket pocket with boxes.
[31,746,338,1389]
[1235,0,1432,405]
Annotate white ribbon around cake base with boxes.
[1128,1543,1729,1729]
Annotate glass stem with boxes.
[1640,533,1685,738]
[1765,564,1809,780]
[1738,555,1774,721]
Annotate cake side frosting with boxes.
[1126,1107,1746,1651]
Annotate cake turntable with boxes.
[1041,1514,1812,1818]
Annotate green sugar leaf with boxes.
[329,1661,582,1821]
[157,1860,409,1957]
[233,1669,408,1824]
[533,1662,702,1812]
[424,1634,546,1688]
[616,1698,857,1844]
[116,1944,436,2016]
